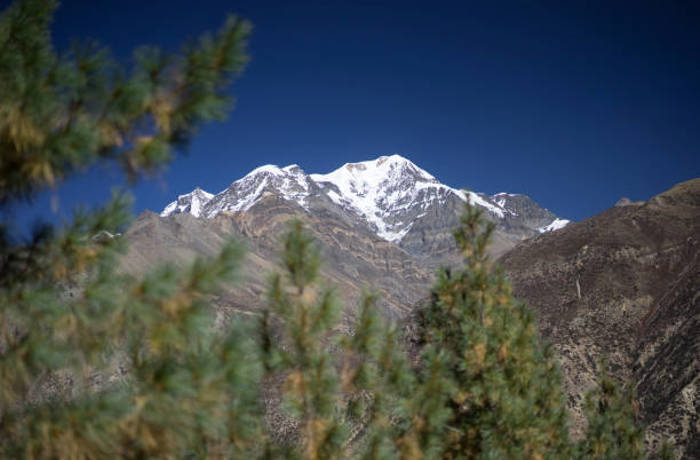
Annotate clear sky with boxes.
[9,0,700,228]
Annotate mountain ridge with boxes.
[160,155,570,258]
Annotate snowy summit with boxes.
[160,187,214,218]
[160,154,570,242]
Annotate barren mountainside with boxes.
[499,178,700,459]
[125,194,430,322]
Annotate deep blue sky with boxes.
[10,0,700,227]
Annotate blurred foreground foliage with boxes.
[0,1,658,458]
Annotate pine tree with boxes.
[260,220,415,459]
[260,220,346,458]
[340,294,417,460]
[575,362,647,460]
[0,0,259,457]
[414,199,572,459]
[0,0,250,204]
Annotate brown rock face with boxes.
[396,192,537,270]
[123,194,431,324]
[499,178,700,459]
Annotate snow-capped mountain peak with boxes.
[159,155,570,242]
[244,164,285,177]
[200,163,313,217]
[311,154,437,189]
[160,187,214,218]
[309,155,450,241]
[309,154,510,241]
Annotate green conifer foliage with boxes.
[260,221,418,460]
[575,362,647,460]
[261,220,346,458]
[0,0,251,204]
[415,200,572,459]
[0,0,259,457]
[340,294,417,460]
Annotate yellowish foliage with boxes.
[397,432,423,460]
[285,370,305,397]
[98,121,123,147]
[471,343,486,367]
[305,417,329,460]
[4,105,46,151]
[22,156,56,187]
[151,92,175,135]
[498,343,508,361]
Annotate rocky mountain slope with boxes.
[499,178,700,459]
[126,191,431,323]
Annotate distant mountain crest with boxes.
[160,154,570,244]
[200,163,316,217]
[160,187,214,218]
